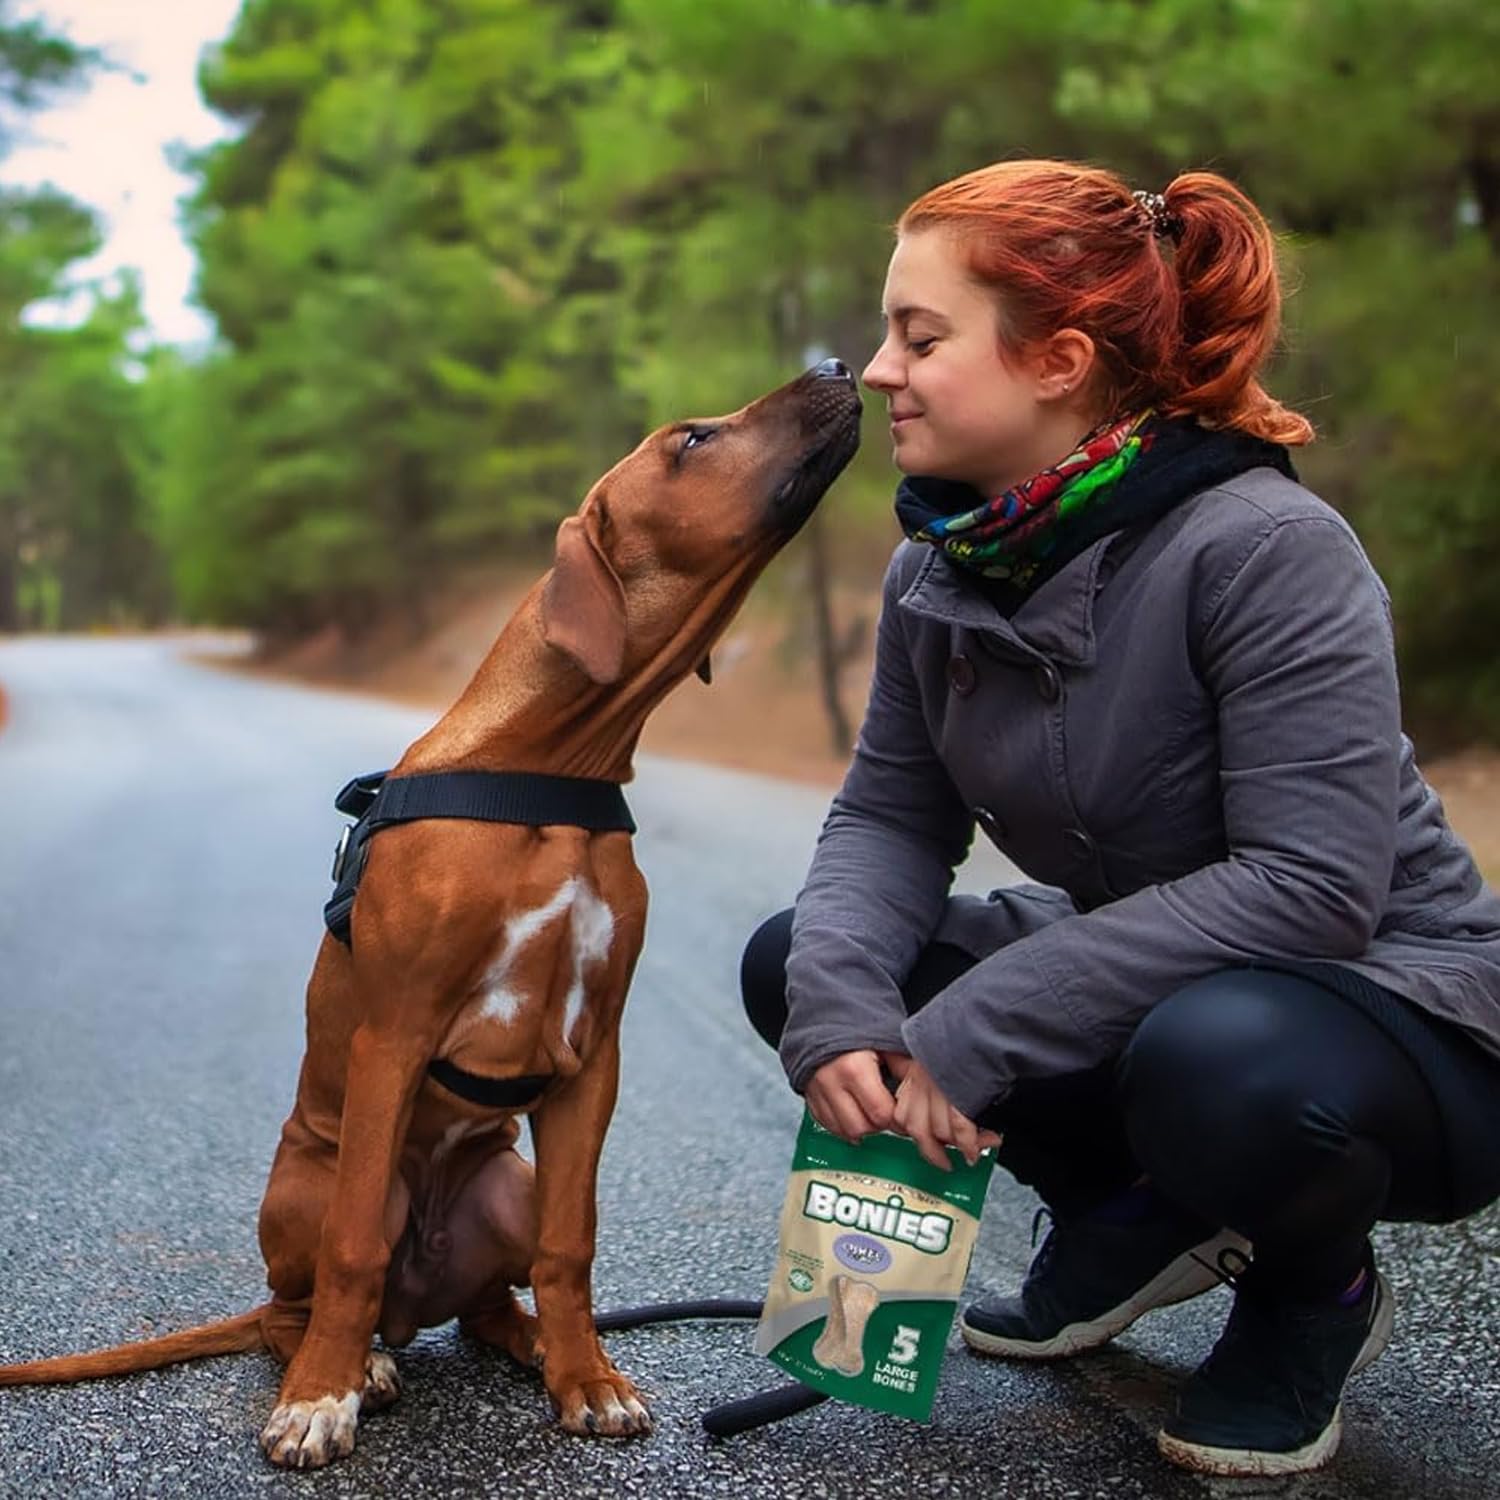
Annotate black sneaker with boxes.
[961,1201,1251,1360]
[1157,1248,1394,1477]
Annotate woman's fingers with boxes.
[879,1050,914,1083]
[896,1072,953,1171]
[843,1053,897,1132]
[805,1075,853,1137]
[807,1080,869,1141]
[832,1090,877,1142]
[911,1115,953,1171]
[950,1107,982,1167]
[806,1051,895,1142]
[807,1054,998,1170]
[892,1062,1002,1171]
[803,1086,839,1137]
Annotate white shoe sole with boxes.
[961,1229,1251,1360]
[1156,1271,1395,1477]
[1158,1409,1346,1477]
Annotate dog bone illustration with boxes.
[811,1273,847,1370]
[811,1274,880,1377]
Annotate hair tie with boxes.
[1132,189,1184,244]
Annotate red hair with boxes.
[898,160,1313,446]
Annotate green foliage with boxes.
[5,0,1497,740]
[0,185,96,319]
[0,282,161,628]
[1285,231,1500,742]
[154,0,640,635]
[0,0,98,132]
[0,5,154,631]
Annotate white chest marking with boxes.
[563,881,615,1043]
[478,879,575,1024]
[477,877,615,1040]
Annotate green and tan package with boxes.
[754,1108,996,1421]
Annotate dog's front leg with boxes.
[528,1032,651,1437]
[260,1024,424,1469]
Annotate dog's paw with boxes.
[555,1374,652,1438]
[461,1298,542,1370]
[361,1350,401,1413]
[259,1390,361,1469]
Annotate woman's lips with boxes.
[890,412,921,429]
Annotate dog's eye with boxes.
[681,426,717,452]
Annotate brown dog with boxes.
[0,361,861,1467]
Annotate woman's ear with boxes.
[1033,327,1097,402]
[540,507,627,685]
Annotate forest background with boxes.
[2,0,1497,778]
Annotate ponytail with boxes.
[1160,172,1313,445]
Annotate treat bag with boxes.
[754,1108,996,1420]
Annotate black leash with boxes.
[592,1297,830,1437]
[593,1297,764,1331]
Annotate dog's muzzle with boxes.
[771,361,862,527]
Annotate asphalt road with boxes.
[1,635,1496,1500]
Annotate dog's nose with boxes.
[813,357,853,383]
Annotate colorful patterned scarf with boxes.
[897,410,1155,589]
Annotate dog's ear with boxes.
[540,509,628,685]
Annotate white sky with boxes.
[5,0,245,343]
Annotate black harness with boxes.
[322,768,635,1110]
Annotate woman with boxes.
[740,161,1500,1478]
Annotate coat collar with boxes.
[898,536,1109,667]
[892,421,1299,668]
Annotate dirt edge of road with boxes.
[234,577,1500,886]
[6,613,1497,883]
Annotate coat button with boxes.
[1034,661,1062,702]
[974,805,1007,840]
[948,653,977,696]
[1064,828,1095,861]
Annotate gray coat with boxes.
[781,467,1500,1121]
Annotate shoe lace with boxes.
[1026,1204,1060,1276]
[1029,1205,1051,1249]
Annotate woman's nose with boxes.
[862,339,901,392]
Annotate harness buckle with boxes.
[331,823,354,884]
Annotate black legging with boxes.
[741,909,1472,1298]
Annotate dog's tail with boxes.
[0,1305,270,1386]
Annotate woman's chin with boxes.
[891,446,965,484]
[889,436,927,474]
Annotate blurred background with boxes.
[1,0,1497,844]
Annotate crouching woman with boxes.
[742,160,1500,1477]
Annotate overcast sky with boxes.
[6,1,245,343]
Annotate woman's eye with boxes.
[908,338,936,355]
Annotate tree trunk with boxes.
[805,508,852,757]
[0,522,18,634]
[1469,146,1500,257]
[773,283,861,759]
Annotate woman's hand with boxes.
[805,1050,896,1142]
[892,1056,1002,1170]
